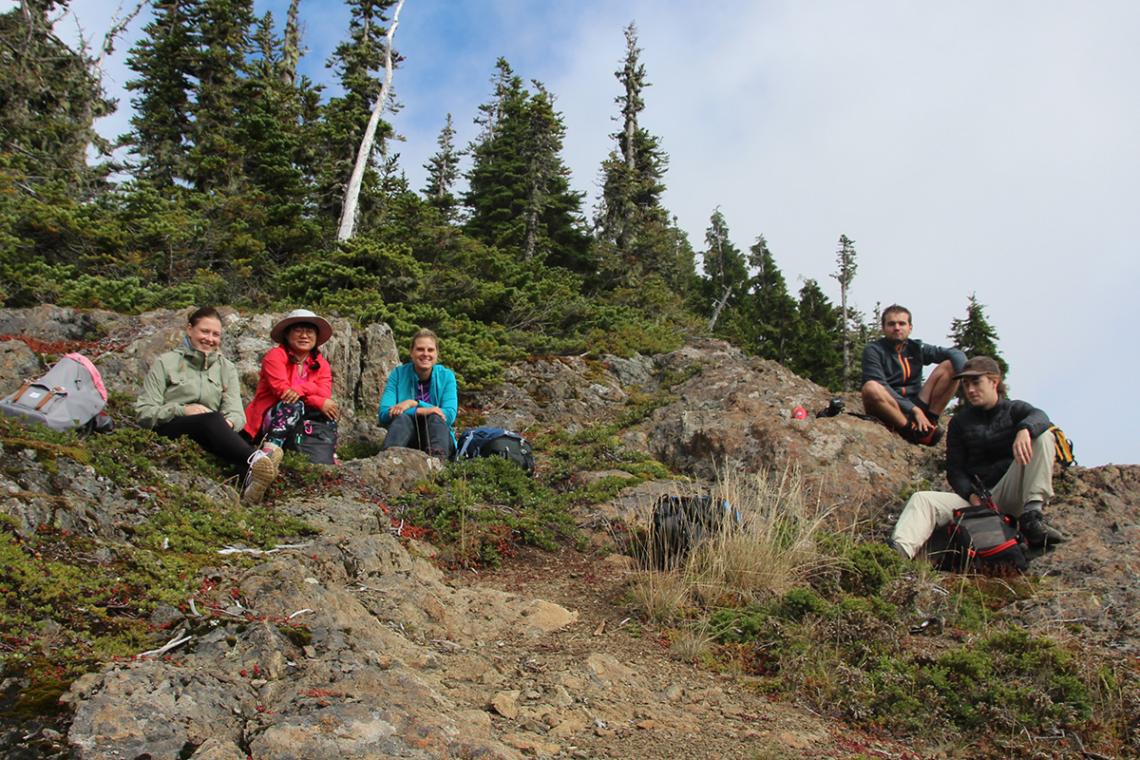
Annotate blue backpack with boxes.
[456,426,535,475]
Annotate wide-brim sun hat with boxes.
[271,309,333,347]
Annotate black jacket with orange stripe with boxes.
[861,338,966,416]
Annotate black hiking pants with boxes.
[382,413,453,458]
[156,411,256,470]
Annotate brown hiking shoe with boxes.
[242,449,278,505]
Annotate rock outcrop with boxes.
[0,306,1135,759]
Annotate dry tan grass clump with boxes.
[628,466,835,618]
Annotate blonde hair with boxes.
[410,328,439,352]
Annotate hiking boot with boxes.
[242,449,278,505]
[261,442,284,467]
[898,423,943,447]
[886,536,911,560]
[1019,511,1066,549]
[915,425,943,446]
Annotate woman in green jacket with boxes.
[136,307,278,504]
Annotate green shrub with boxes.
[837,542,905,596]
[775,587,831,622]
[709,604,770,644]
[396,457,577,567]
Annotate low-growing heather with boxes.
[396,456,578,567]
[621,466,1134,756]
[0,419,316,716]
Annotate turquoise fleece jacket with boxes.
[378,363,458,441]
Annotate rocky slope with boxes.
[0,306,1136,759]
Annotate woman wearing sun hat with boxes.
[243,309,339,461]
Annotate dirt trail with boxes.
[464,546,927,759]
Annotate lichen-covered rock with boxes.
[62,496,577,758]
[343,448,445,497]
[0,339,40,386]
[0,447,157,540]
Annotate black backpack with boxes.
[649,494,738,570]
[456,426,535,475]
[930,502,1027,573]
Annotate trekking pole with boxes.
[971,475,997,511]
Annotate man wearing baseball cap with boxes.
[889,355,1066,559]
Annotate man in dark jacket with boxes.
[861,304,966,445]
[889,356,1066,559]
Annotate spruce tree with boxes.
[949,293,1009,376]
[830,234,858,388]
[187,0,256,192]
[280,0,301,86]
[743,235,799,363]
[595,23,671,284]
[700,208,748,331]
[0,0,112,188]
[791,278,844,389]
[464,60,589,270]
[422,113,461,221]
[464,60,531,250]
[234,11,321,264]
[124,0,197,188]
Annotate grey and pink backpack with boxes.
[0,352,111,433]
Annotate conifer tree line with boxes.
[0,2,1004,389]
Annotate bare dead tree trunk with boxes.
[94,1,146,76]
[336,0,404,243]
[839,281,849,385]
[281,0,301,86]
[707,284,733,331]
[67,0,146,165]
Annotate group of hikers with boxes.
[135,303,1066,562]
[861,304,1066,558]
[135,307,456,505]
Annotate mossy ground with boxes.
[427,378,1127,755]
[0,417,318,718]
[1,382,1135,758]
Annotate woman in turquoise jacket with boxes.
[378,329,457,458]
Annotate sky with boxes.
[38,0,1140,466]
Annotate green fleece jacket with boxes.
[136,338,246,430]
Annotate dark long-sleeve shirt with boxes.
[861,338,966,415]
[945,398,1052,499]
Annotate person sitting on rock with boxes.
[242,309,339,462]
[861,304,966,446]
[889,356,1066,559]
[136,306,278,504]
[378,328,457,459]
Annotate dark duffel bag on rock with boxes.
[290,417,337,465]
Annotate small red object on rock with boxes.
[792,405,807,420]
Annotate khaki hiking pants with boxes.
[891,430,1055,559]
